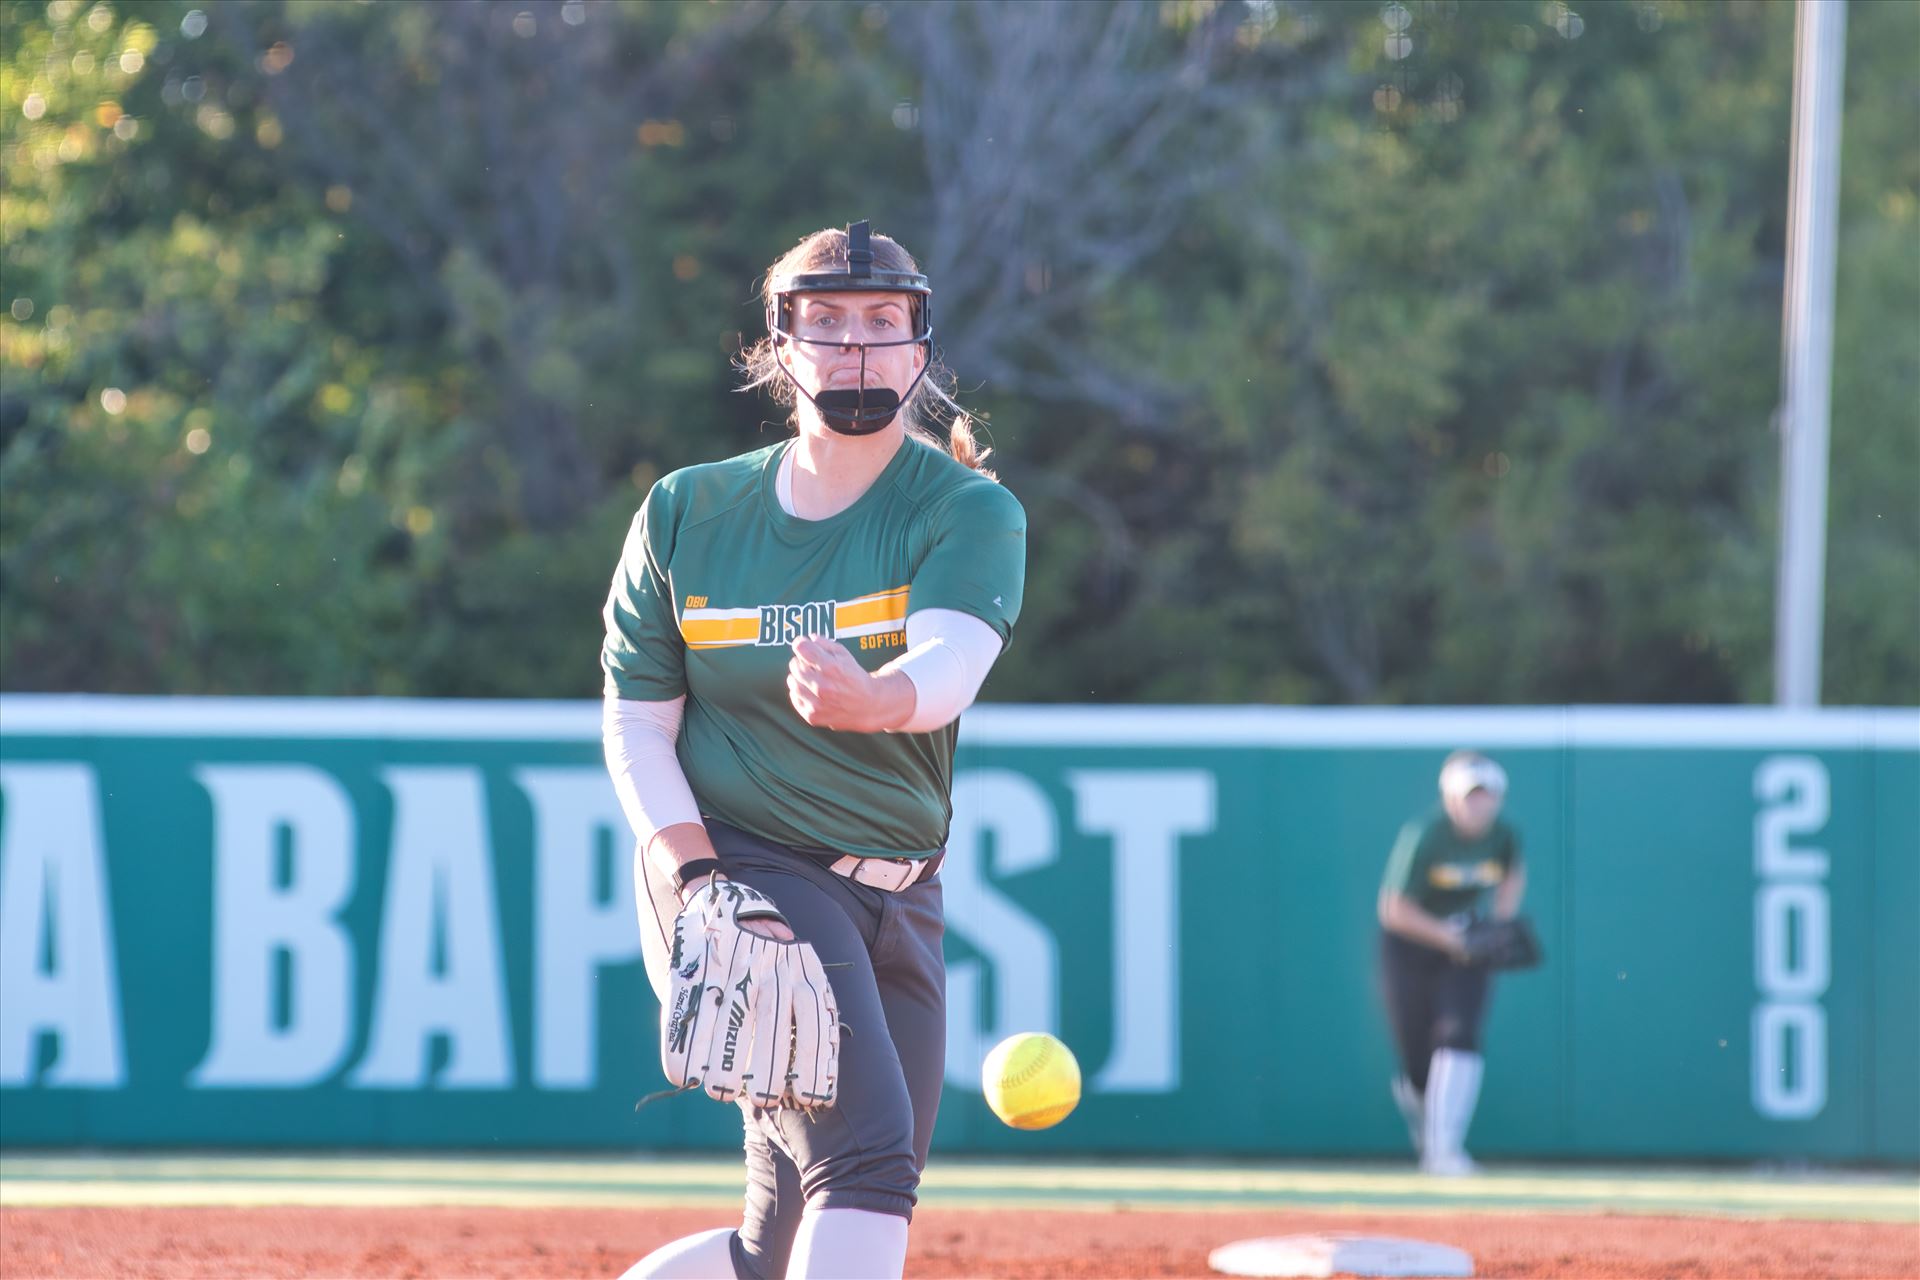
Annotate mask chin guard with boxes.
[767,220,933,435]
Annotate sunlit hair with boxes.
[737,226,996,481]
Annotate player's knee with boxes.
[798,1143,920,1220]
[1431,1016,1480,1053]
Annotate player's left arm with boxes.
[1492,861,1527,920]
[882,607,1004,731]
[1492,835,1527,921]
[786,479,1025,734]
[786,608,1003,733]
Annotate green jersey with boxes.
[602,437,1026,858]
[1379,812,1522,918]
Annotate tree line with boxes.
[3,0,1914,705]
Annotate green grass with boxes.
[2,1154,1914,1222]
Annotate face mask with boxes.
[766,221,933,436]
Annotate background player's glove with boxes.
[1459,916,1543,970]
[660,879,840,1110]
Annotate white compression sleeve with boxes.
[880,607,1004,734]
[602,694,703,847]
[786,1208,908,1280]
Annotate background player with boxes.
[1376,750,1527,1176]
[601,222,1026,1278]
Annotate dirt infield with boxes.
[5,1204,1917,1279]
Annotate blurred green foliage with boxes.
[2,0,1914,703]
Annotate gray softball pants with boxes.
[638,818,946,1280]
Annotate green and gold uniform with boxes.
[1379,813,1521,919]
[604,435,1026,1262]
[603,437,1025,859]
[1379,810,1523,1102]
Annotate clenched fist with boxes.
[786,636,915,733]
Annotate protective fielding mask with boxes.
[766,221,933,436]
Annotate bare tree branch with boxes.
[884,0,1330,432]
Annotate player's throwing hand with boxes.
[787,635,912,732]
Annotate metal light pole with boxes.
[1774,0,1848,707]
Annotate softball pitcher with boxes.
[1376,750,1528,1176]
[602,222,1025,1279]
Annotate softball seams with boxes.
[1000,1041,1055,1091]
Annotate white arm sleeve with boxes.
[602,694,703,847]
[880,607,1005,734]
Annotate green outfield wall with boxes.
[1,698,1914,1161]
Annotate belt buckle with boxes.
[854,857,916,893]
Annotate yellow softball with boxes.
[981,1032,1081,1130]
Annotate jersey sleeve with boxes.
[907,481,1027,644]
[1379,820,1428,898]
[601,485,687,700]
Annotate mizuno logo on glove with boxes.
[658,879,841,1111]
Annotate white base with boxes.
[1209,1233,1474,1278]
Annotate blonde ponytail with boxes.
[940,412,995,481]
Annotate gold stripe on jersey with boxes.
[833,586,910,636]
[1427,858,1506,890]
[681,608,762,650]
[679,586,910,650]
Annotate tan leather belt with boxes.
[824,851,942,892]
